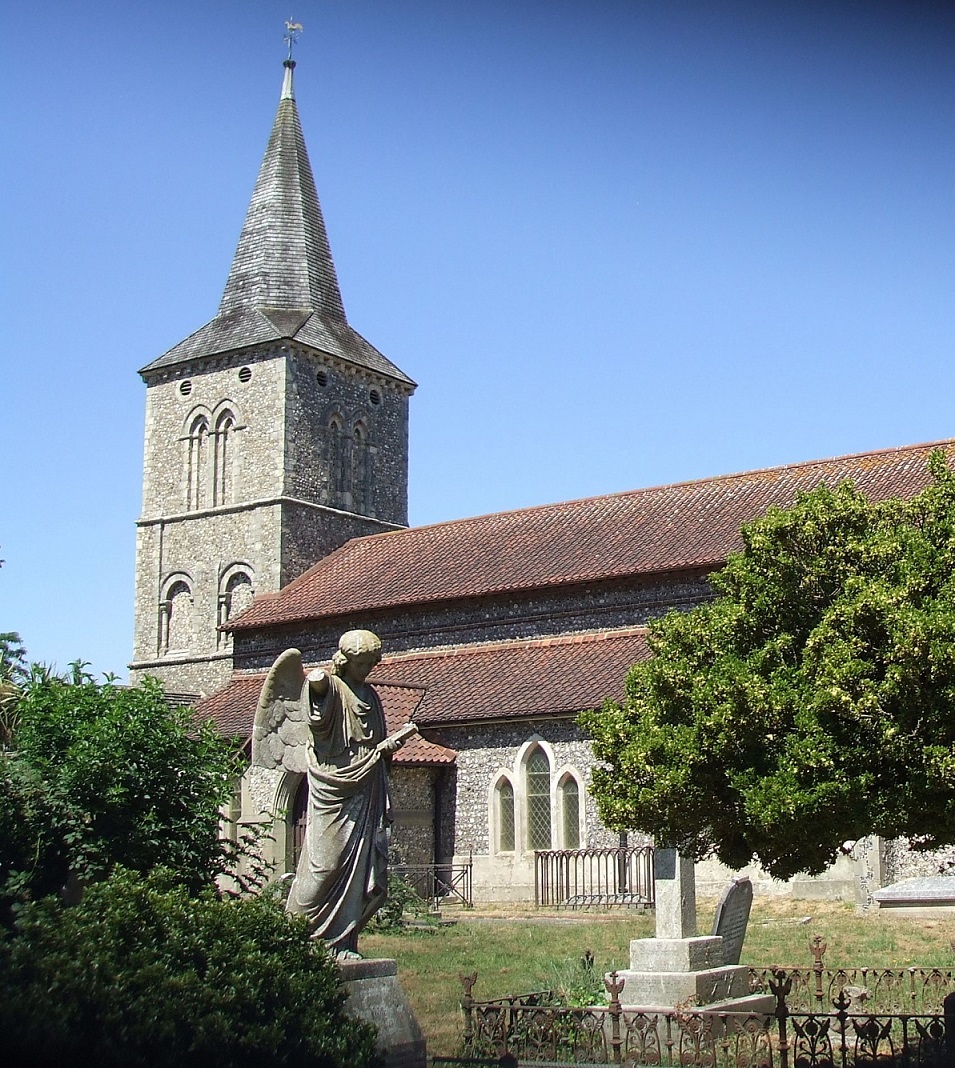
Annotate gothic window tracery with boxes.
[559,774,581,849]
[494,776,516,852]
[525,747,552,851]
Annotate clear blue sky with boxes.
[3,0,954,680]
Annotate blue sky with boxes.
[3,0,955,680]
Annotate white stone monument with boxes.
[614,848,771,1012]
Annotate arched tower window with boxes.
[559,775,581,849]
[160,578,194,655]
[525,747,552,851]
[213,409,235,507]
[326,415,344,503]
[186,415,209,510]
[352,422,366,512]
[217,566,254,647]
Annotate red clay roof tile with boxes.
[197,671,456,765]
[372,628,650,725]
[231,440,955,631]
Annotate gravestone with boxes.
[613,851,772,1014]
[873,876,955,916]
[712,877,753,967]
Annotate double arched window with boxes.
[491,743,585,853]
[183,403,239,510]
[325,414,374,513]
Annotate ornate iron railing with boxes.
[534,846,654,908]
[750,934,955,1013]
[460,972,955,1066]
[458,935,955,1067]
[391,860,473,909]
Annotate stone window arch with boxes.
[185,412,210,510]
[217,563,254,648]
[213,407,236,506]
[523,745,553,852]
[490,773,516,853]
[351,421,367,512]
[326,413,346,503]
[557,770,584,850]
[159,573,195,655]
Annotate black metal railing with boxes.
[460,969,955,1067]
[458,936,955,1067]
[535,846,654,908]
[391,859,473,909]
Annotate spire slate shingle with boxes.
[141,61,414,386]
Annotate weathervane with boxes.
[284,18,304,60]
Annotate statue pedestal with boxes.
[339,958,426,1068]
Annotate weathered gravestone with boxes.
[712,876,753,967]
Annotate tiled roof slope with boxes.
[197,672,456,766]
[231,439,955,631]
[141,62,414,388]
[374,629,650,726]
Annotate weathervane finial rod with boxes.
[284,18,304,61]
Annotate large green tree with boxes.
[582,452,955,881]
[0,665,244,918]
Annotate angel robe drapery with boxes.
[285,673,391,952]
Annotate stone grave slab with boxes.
[712,876,753,966]
[873,876,955,915]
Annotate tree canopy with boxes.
[0,665,244,919]
[581,452,955,881]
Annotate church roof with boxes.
[197,674,457,766]
[374,629,650,726]
[230,437,955,632]
[141,61,414,388]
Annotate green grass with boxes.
[361,898,955,1056]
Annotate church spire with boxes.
[217,58,346,326]
[142,58,413,386]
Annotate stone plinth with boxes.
[617,963,753,1010]
[339,958,426,1068]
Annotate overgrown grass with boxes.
[361,898,955,1056]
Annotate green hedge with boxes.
[0,868,378,1068]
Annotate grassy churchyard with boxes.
[362,898,955,1056]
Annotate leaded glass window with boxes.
[561,778,580,849]
[497,780,515,852]
[525,749,552,850]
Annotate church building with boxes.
[133,58,949,903]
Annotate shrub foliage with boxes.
[0,867,377,1068]
[0,667,244,918]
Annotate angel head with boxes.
[331,629,382,683]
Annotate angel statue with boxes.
[252,630,418,958]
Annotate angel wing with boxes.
[251,648,311,773]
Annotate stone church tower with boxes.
[131,59,415,694]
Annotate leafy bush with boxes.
[369,869,429,930]
[0,667,246,919]
[0,867,378,1068]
